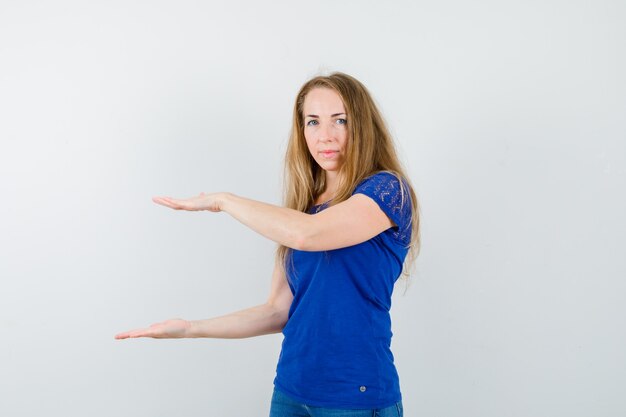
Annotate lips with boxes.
[320,150,338,158]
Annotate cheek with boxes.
[304,135,316,156]
[339,129,349,149]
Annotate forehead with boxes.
[303,87,345,114]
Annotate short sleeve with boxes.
[352,171,413,245]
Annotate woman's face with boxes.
[302,87,348,175]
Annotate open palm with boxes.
[115,319,191,339]
[152,192,224,212]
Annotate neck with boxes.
[323,170,342,198]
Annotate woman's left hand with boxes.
[152,192,229,212]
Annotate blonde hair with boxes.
[277,72,421,286]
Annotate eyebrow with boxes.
[305,113,346,118]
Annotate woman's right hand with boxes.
[115,319,192,340]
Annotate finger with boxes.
[152,197,184,210]
[115,330,138,339]
[115,331,136,339]
[114,327,152,339]
[155,196,201,211]
[152,196,174,206]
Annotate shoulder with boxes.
[352,171,413,243]
[353,171,409,199]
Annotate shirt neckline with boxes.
[313,196,334,206]
[310,199,332,214]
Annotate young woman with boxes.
[116,72,420,417]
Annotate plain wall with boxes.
[0,1,624,416]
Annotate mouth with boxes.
[320,150,339,158]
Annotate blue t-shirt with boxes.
[273,171,413,409]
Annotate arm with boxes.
[114,259,293,340]
[153,192,393,252]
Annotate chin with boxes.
[314,156,344,172]
[318,163,342,173]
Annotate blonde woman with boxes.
[116,72,420,417]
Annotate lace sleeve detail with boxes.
[353,171,413,245]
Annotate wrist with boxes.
[185,320,198,338]
[218,192,235,212]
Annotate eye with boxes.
[336,118,347,125]
[306,119,319,126]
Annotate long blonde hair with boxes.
[277,72,421,284]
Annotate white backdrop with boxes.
[1,1,624,416]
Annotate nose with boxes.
[318,122,335,143]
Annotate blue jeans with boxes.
[269,387,403,417]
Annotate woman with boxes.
[116,72,420,416]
